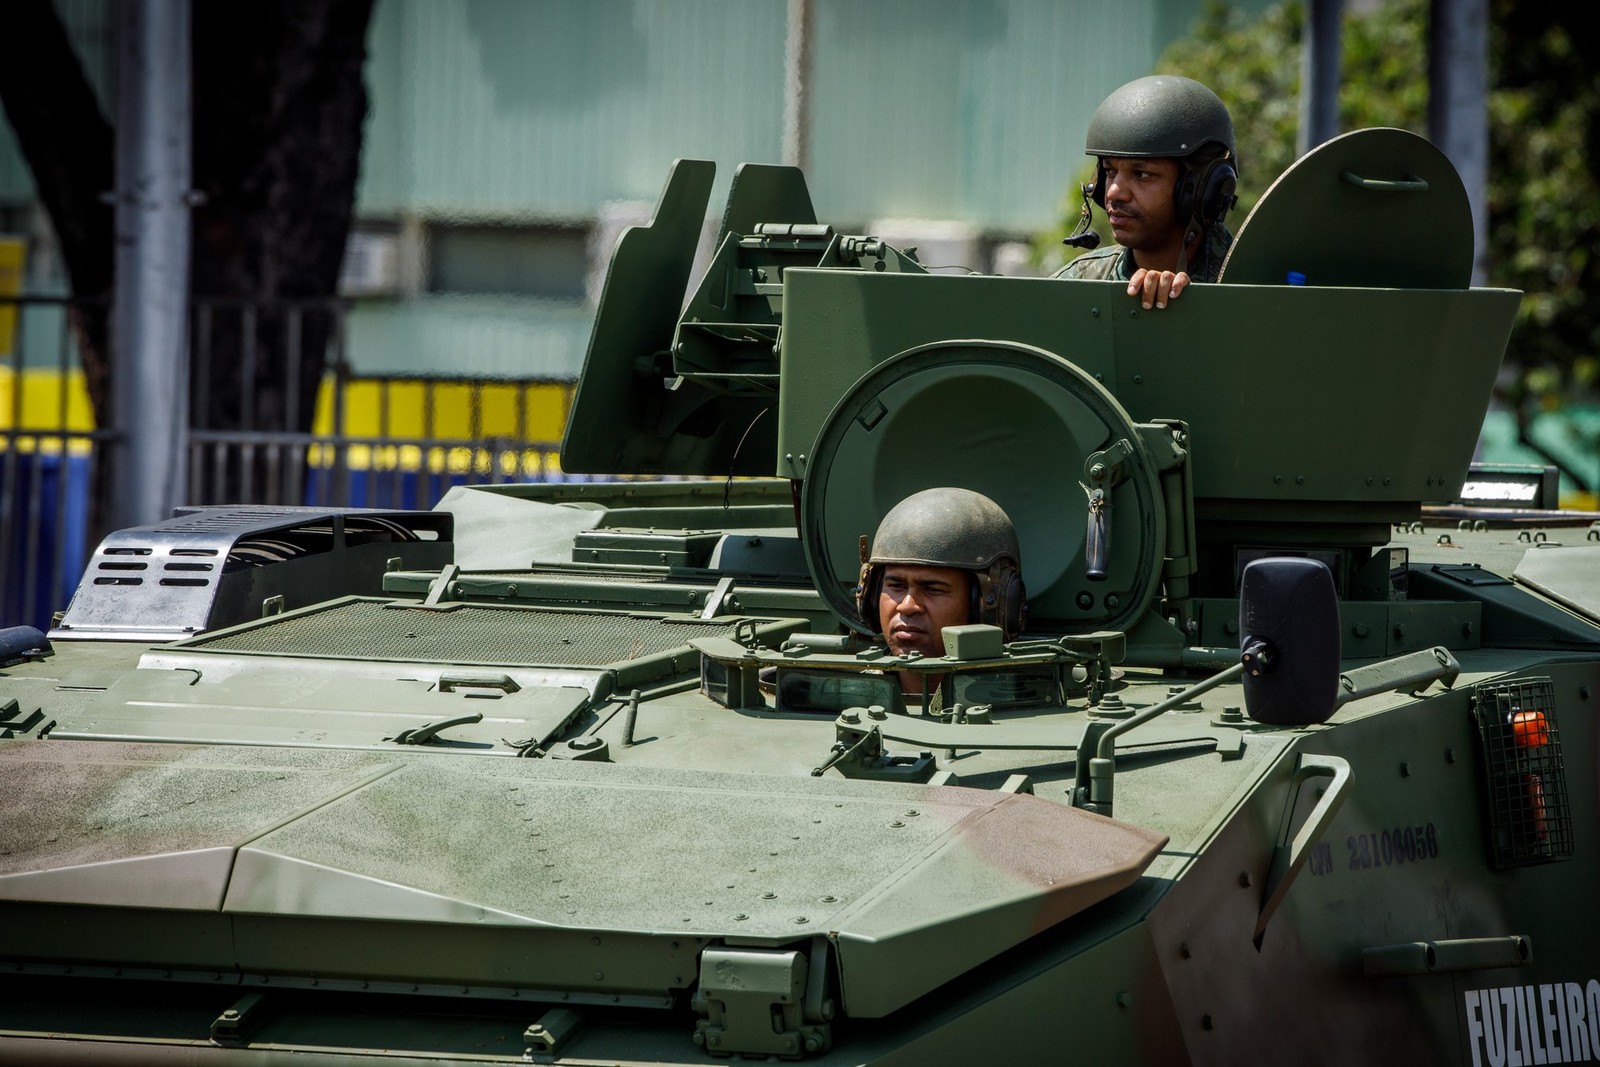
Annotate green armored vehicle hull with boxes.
[2,130,1596,1066]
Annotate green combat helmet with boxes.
[856,487,1027,639]
[1083,74,1239,267]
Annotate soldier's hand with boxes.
[1128,268,1191,309]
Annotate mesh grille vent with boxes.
[189,599,744,667]
[1471,677,1574,868]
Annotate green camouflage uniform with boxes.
[1053,224,1234,283]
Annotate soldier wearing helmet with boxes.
[856,488,1026,696]
[1056,75,1240,311]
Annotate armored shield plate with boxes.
[1220,127,1474,289]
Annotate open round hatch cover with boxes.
[801,341,1166,637]
[1220,127,1473,289]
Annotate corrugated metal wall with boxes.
[806,1,1141,231]
[347,0,1259,376]
[358,0,789,220]
[357,0,1241,231]
[2,0,1265,381]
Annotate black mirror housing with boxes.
[1239,558,1340,725]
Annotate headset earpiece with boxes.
[1198,159,1237,227]
[973,562,1027,640]
[1000,565,1027,636]
[1175,153,1238,230]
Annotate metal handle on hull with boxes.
[1363,936,1533,978]
[1254,753,1351,945]
[1340,170,1429,192]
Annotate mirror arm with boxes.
[1084,660,1248,817]
[1335,646,1460,707]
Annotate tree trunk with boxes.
[1,0,374,511]
[190,1,373,439]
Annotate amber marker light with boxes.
[1509,709,1550,748]
[1508,709,1552,840]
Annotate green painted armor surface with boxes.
[1,130,1595,1066]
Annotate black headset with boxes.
[1175,151,1238,231]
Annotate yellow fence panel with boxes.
[0,368,98,433]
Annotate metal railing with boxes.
[1,293,582,630]
[185,299,578,507]
[0,294,112,633]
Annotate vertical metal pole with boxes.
[0,324,19,620]
[515,379,528,484]
[781,0,813,171]
[1429,0,1490,286]
[1297,0,1342,157]
[331,314,350,506]
[282,306,302,503]
[111,0,191,530]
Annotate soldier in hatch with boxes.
[856,488,1026,698]
[1056,74,1240,311]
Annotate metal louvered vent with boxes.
[187,599,755,668]
[53,507,452,641]
[1471,677,1574,868]
[164,507,313,532]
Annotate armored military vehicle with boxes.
[2,128,1596,1066]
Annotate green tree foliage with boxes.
[1038,0,1600,409]
[1487,4,1600,399]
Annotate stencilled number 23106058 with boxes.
[1308,824,1441,877]
[1347,824,1439,871]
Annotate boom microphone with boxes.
[1062,181,1101,250]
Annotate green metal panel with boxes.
[1221,127,1475,288]
[18,52,1600,1060]
[775,268,1517,505]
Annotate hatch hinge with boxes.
[0,698,46,739]
[692,943,833,1059]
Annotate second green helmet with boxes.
[856,487,1027,640]
[1085,74,1237,170]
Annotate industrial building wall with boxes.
[343,0,1250,378]
[3,0,1260,384]
[355,0,1223,229]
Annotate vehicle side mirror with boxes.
[1239,558,1340,725]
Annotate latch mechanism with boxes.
[692,944,833,1059]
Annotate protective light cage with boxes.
[1471,677,1575,868]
